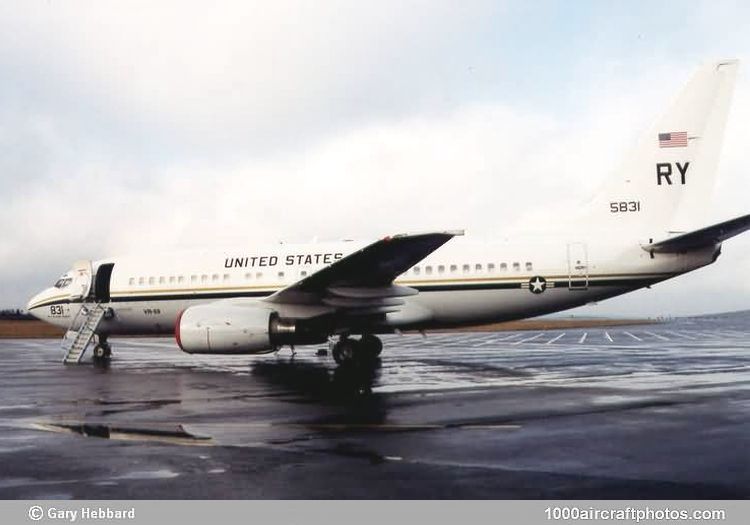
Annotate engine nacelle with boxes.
[176,303,283,354]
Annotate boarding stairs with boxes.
[61,302,106,364]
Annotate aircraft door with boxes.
[68,260,94,300]
[94,263,115,302]
[567,243,589,290]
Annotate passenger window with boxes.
[245,272,252,280]
[300,270,307,277]
[128,278,135,286]
[201,275,208,283]
[475,264,483,272]
[414,266,421,275]
[512,262,520,271]
[178,276,185,284]
[159,276,165,284]
[488,263,495,272]
[256,272,263,279]
[169,276,175,284]
[438,265,445,274]
[223,274,230,282]
[450,264,457,273]
[425,266,433,275]
[191,275,197,283]
[463,264,470,273]
[525,262,533,271]
[211,274,219,282]
[148,277,155,285]
[278,271,285,279]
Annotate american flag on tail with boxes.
[658,131,688,148]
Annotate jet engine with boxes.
[175,303,301,354]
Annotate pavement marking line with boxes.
[471,334,498,344]
[623,331,643,341]
[718,330,747,338]
[666,330,695,340]
[644,331,670,341]
[476,334,520,347]
[604,332,613,342]
[546,333,566,345]
[498,332,526,341]
[579,332,588,344]
[512,333,544,345]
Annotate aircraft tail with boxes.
[581,60,738,239]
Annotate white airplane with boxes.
[27,59,750,365]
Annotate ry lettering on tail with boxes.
[656,162,690,185]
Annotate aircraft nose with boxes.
[26,289,49,319]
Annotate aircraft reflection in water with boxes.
[252,358,383,398]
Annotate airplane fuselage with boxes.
[27,235,718,337]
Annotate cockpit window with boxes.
[53,277,73,289]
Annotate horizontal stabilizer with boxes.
[644,213,750,253]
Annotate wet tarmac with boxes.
[1,313,749,499]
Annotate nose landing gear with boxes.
[92,335,112,363]
[331,334,383,365]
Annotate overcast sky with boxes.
[1,1,749,316]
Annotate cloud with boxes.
[0,1,500,153]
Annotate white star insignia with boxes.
[529,277,546,293]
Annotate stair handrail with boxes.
[68,299,102,332]
[62,301,106,363]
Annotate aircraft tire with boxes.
[360,334,383,357]
[333,338,357,365]
[93,343,112,360]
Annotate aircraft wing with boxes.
[263,231,462,312]
[644,213,750,253]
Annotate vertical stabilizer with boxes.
[581,60,738,238]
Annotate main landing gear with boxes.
[92,334,112,363]
[332,334,383,366]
